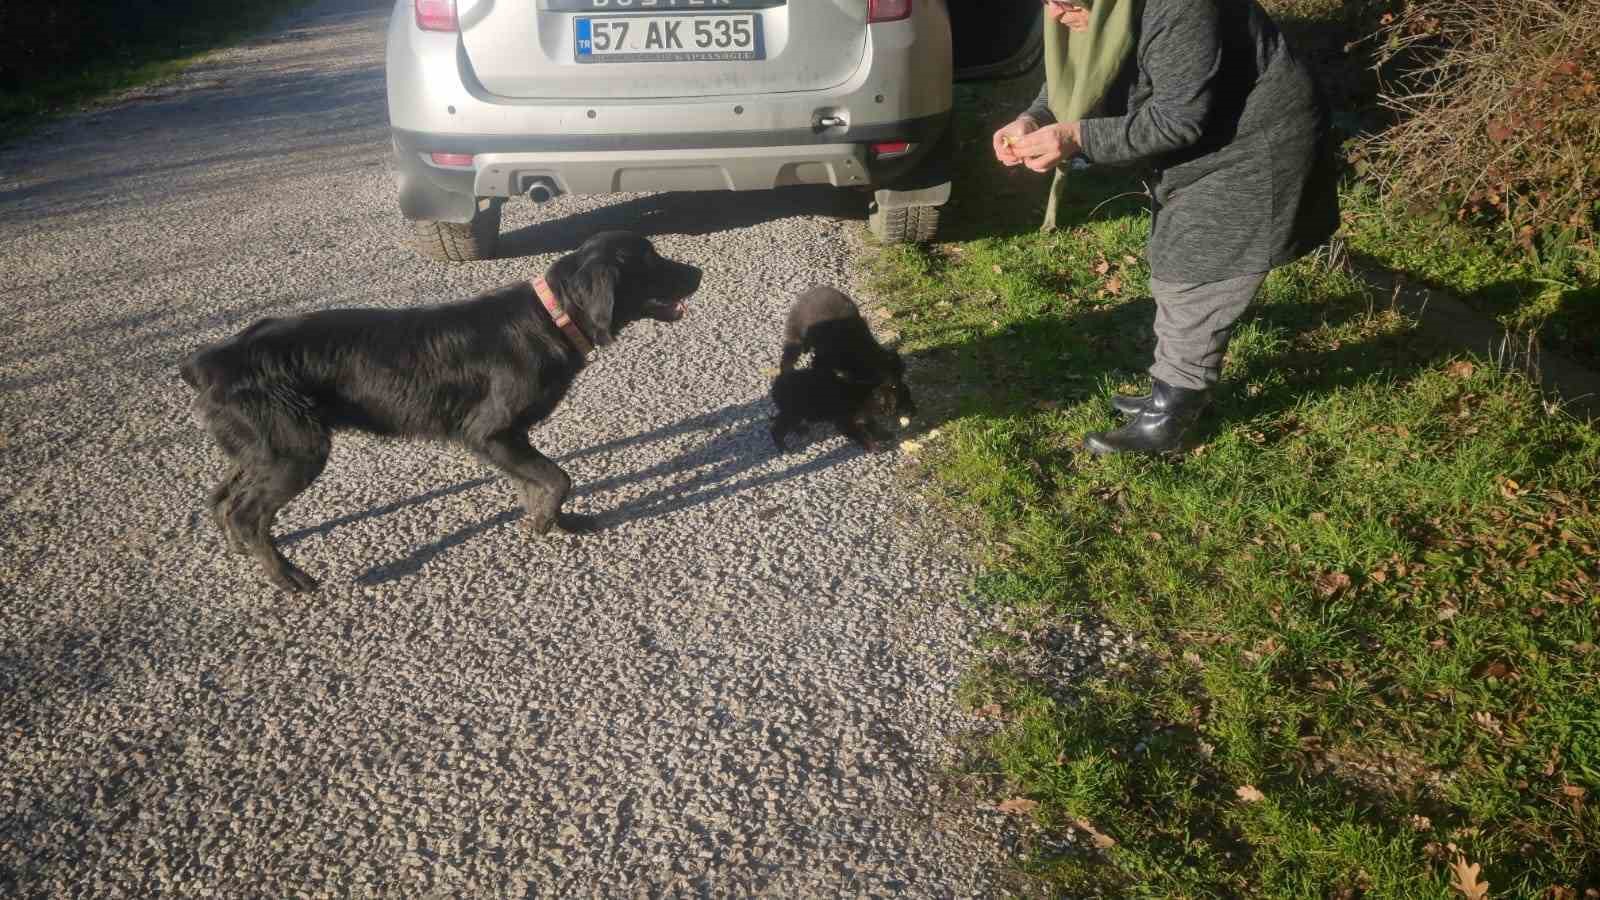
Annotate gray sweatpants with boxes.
[1148,272,1269,391]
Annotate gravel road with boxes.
[0,1,1009,895]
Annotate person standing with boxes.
[994,0,1340,455]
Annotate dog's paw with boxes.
[268,563,320,593]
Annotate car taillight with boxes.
[415,0,458,32]
[870,141,913,159]
[867,0,912,23]
[429,152,475,168]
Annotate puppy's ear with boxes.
[565,257,619,346]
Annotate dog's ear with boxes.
[563,255,619,346]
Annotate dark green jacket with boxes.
[1026,0,1339,282]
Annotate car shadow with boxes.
[495,185,869,258]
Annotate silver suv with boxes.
[386,0,1039,261]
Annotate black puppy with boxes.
[770,367,900,453]
[779,286,915,417]
[180,231,701,592]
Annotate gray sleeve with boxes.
[1021,80,1055,126]
[1077,0,1221,165]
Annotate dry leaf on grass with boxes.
[1471,711,1503,739]
[1182,651,1204,667]
[996,797,1039,815]
[1447,360,1478,379]
[1408,814,1433,831]
[1073,818,1117,849]
[1093,258,1111,276]
[1102,275,1124,296]
[973,703,1003,719]
[1235,785,1266,803]
[1316,571,1353,597]
[1472,660,1512,681]
[1449,854,1490,899]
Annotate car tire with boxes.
[869,202,942,245]
[410,199,501,262]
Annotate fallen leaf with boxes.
[1449,854,1490,900]
[974,703,1003,719]
[1182,651,1204,667]
[996,797,1039,815]
[1103,275,1124,296]
[991,264,1004,274]
[1316,572,1353,597]
[1122,254,1138,265]
[1408,814,1433,831]
[1236,785,1266,803]
[1472,659,1512,680]
[1447,360,1478,379]
[1073,818,1117,849]
[1148,531,1163,541]
[1544,748,1562,777]
[1560,784,1587,799]
[1471,711,1503,739]
[1093,258,1111,276]
[1369,569,1389,584]
[1437,603,1460,622]
[1309,512,1328,524]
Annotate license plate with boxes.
[575,14,764,63]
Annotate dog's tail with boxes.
[179,318,278,391]
[178,350,216,391]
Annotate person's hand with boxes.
[1043,0,1092,32]
[993,116,1040,167]
[1010,121,1083,173]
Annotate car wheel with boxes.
[869,201,942,245]
[410,198,501,262]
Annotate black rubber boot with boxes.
[1085,378,1210,456]
[1110,392,1152,416]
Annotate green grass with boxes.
[1340,185,1600,370]
[871,74,1600,897]
[0,0,309,138]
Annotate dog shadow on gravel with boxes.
[352,397,861,586]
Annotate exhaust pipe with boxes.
[523,177,561,204]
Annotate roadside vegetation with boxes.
[0,0,309,135]
[872,2,1599,896]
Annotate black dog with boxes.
[180,231,701,591]
[770,367,900,453]
[779,285,915,417]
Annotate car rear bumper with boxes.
[392,112,950,222]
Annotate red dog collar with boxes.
[532,276,596,362]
